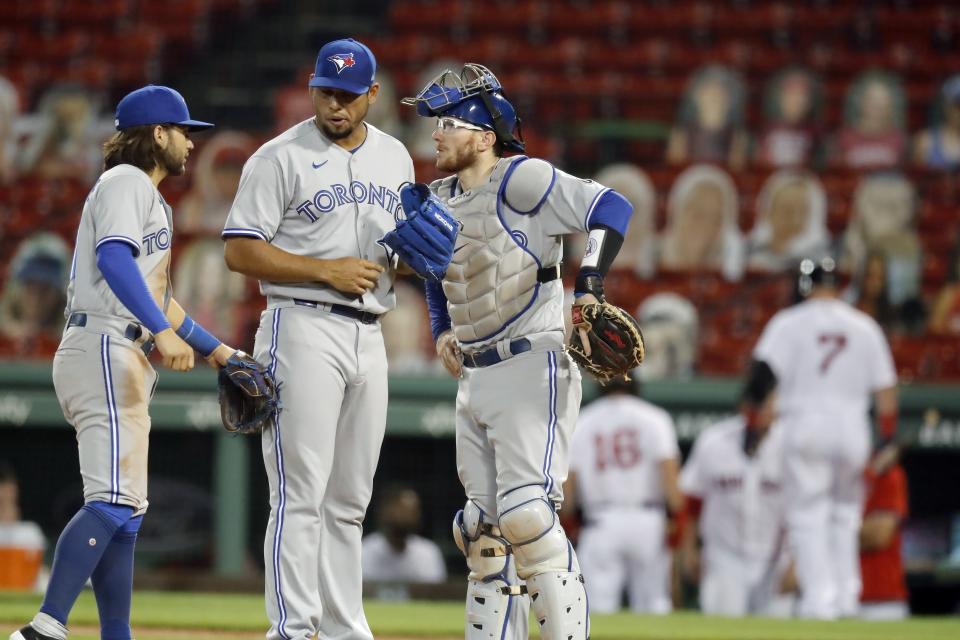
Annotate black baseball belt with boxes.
[292,299,381,324]
[67,312,155,355]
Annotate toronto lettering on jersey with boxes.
[295,181,402,222]
[142,228,170,255]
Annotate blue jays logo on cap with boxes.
[327,53,356,74]
[309,38,377,95]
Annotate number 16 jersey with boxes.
[570,395,679,521]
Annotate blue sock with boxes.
[92,515,142,640]
[39,503,133,625]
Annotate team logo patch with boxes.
[584,237,598,258]
[327,53,356,74]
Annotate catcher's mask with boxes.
[402,63,525,152]
[796,256,837,298]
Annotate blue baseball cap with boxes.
[308,38,376,95]
[114,85,214,131]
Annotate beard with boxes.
[159,144,186,176]
[436,143,479,173]
[319,120,355,140]
[318,101,369,141]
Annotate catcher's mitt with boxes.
[379,182,458,281]
[568,302,645,384]
[217,351,280,435]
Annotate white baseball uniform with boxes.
[754,297,897,619]
[55,165,172,518]
[680,417,790,617]
[223,118,413,640]
[360,532,447,584]
[570,394,679,614]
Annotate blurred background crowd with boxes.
[1,0,959,386]
[1,0,960,616]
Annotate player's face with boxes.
[311,84,379,141]
[158,125,193,176]
[431,117,493,172]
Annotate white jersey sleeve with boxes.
[503,158,609,236]
[650,412,680,462]
[223,155,290,242]
[753,312,792,378]
[92,173,155,256]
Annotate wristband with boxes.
[176,315,221,358]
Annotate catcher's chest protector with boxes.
[435,162,541,344]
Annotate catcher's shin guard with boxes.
[498,486,589,640]
[453,501,530,640]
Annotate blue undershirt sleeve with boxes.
[424,279,452,342]
[96,241,171,335]
[587,190,632,236]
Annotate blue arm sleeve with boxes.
[587,190,632,236]
[96,241,171,335]
[424,279,452,342]
[176,315,222,358]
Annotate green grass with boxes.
[2,591,960,639]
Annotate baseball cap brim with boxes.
[177,118,215,131]
[308,76,371,95]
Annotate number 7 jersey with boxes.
[753,298,897,419]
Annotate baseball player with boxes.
[402,63,634,640]
[11,85,235,640]
[563,377,683,614]
[752,257,899,619]
[679,361,792,617]
[221,39,413,640]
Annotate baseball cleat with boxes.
[9,625,59,640]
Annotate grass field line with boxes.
[3,591,960,639]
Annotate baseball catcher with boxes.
[218,351,280,434]
[380,182,459,281]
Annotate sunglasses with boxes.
[435,116,486,133]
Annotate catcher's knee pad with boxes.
[454,501,529,640]
[453,500,524,586]
[497,485,575,579]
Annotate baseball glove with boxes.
[568,302,645,384]
[217,351,280,435]
[379,182,458,282]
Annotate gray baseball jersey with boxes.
[223,118,413,640]
[55,164,172,517]
[224,118,413,314]
[431,154,607,510]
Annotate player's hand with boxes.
[154,328,195,372]
[436,330,462,379]
[319,257,384,295]
[571,293,600,357]
[206,343,236,369]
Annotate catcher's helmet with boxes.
[402,63,525,152]
[797,256,838,298]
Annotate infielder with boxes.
[752,258,899,619]
[11,85,234,640]
[222,39,413,640]
[679,362,791,617]
[401,64,634,640]
[564,377,683,614]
